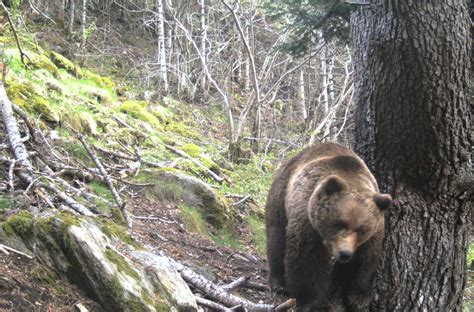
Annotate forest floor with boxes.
[1,195,472,311]
[0,193,287,311]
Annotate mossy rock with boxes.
[63,110,98,135]
[149,104,172,122]
[31,53,60,78]
[166,121,198,139]
[85,87,113,105]
[179,143,202,158]
[45,78,66,95]
[145,169,231,228]
[118,101,161,129]
[83,69,116,89]
[30,96,61,122]
[96,116,119,133]
[50,51,83,77]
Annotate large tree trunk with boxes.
[351,1,471,311]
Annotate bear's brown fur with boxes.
[265,142,392,311]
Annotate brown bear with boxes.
[265,142,392,311]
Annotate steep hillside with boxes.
[0,30,287,310]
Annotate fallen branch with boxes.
[195,296,232,312]
[0,243,33,259]
[73,129,131,227]
[94,145,165,169]
[172,260,289,311]
[221,276,248,290]
[165,144,224,183]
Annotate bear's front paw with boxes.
[269,277,288,295]
[271,285,288,295]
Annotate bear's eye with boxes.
[357,228,367,236]
[332,221,347,230]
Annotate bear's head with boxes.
[308,175,392,263]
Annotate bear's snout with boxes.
[332,232,357,262]
[338,250,353,263]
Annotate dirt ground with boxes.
[129,196,284,307]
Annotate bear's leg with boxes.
[265,204,287,294]
[338,239,381,311]
[284,228,331,309]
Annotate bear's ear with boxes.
[316,175,349,198]
[374,194,392,211]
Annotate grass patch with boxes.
[210,228,241,250]
[247,215,266,255]
[90,182,114,201]
[180,205,209,237]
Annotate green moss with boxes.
[101,221,141,249]
[110,208,127,225]
[118,101,161,128]
[30,95,60,122]
[90,182,113,201]
[180,204,210,238]
[36,216,55,234]
[179,143,202,158]
[105,274,125,307]
[105,249,140,280]
[1,222,15,237]
[57,213,81,228]
[50,52,82,76]
[3,211,33,238]
[31,53,60,78]
[167,122,198,139]
[150,105,172,122]
[141,289,154,306]
[85,87,113,105]
[0,196,11,210]
[83,69,116,89]
[247,215,266,255]
[63,110,98,135]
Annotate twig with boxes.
[0,243,33,259]
[95,145,165,168]
[12,103,36,141]
[0,3,32,66]
[26,0,57,24]
[7,159,16,191]
[165,144,224,183]
[72,129,131,227]
[195,296,232,312]
[275,299,297,311]
[231,195,250,207]
[0,245,10,255]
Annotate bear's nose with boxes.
[338,250,353,263]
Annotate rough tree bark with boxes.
[351,1,471,311]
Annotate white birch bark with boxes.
[80,0,87,47]
[157,0,168,92]
[199,0,207,87]
[297,70,307,121]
